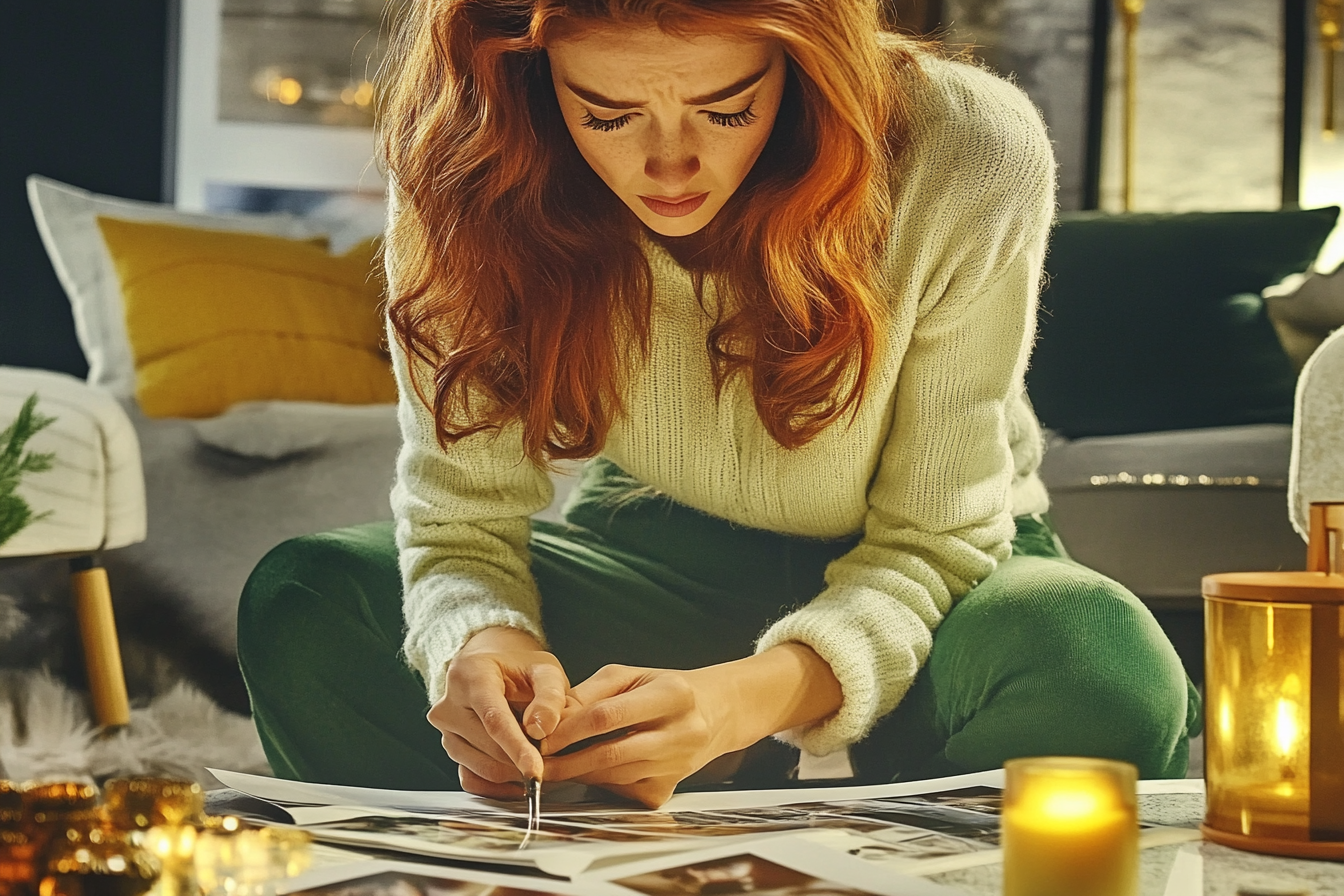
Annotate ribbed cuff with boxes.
[402,580,546,703]
[754,588,930,756]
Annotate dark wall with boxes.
[4,1,171,377]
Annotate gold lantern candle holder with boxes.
[1202,501,1344,859]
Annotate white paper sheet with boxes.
[210,768,1199,883]
[213,771,1012,879]
[1161,844,1203,896]
[210,768,1006,815]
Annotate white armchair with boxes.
[0,365,145,728]
[1290,325,1344,540]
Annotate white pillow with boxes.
[1264,268,1344,334]
[25,176,331,399]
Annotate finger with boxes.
[545,687,675,755]
[464,678,545,780]
[521,662,569,741]
[601,779,678,810]
[429,701,521,770]
[565,664,641,707]
[543,729,670,782]
[459,766,527,801]
[569,760,664,788]
[451,708,519,767]
[442,731,527,785]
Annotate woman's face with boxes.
[547,23,787,237]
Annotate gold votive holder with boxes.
[37,810,157,896]
[21,783,100,874]
[0,782,37,896]
[141,826,196,896]
[1002,756,1139,896]
[194,822,310,896]
[101,780,203,832]
[1201,501,1344,860]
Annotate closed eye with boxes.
[706,102,758,128]
[579,101,759,133]
[580,110,633,132]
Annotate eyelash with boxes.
[579,102,759,132]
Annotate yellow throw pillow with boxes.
[95,217,395,418]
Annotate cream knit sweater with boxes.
[390,55,1057,756]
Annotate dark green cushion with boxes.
[1026,208,1339,438]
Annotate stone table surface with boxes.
[927,793,1344,896]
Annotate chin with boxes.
[641,217,709,237]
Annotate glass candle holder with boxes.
[102,780,203,832]
[1202,501,1344,859]
[194,822,310,896]
[38,810,158,896]
[142,825,197,896]
[1002,756,1139,896]
[22,783,100,877]
[0,782,37,896]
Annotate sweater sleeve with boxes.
[391,337,554,702]
[755,62,1056,755]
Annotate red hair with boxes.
[379,0,915,462]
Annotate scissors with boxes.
[517,727,628,849]
[520,775,542,849]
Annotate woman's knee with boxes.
[237,522,399,669]
[934,556,1195,776]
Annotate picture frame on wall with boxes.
[169,0,390,212]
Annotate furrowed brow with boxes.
[564,64,771,110]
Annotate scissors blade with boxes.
[519,776,542,850]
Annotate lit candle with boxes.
[1002,757,1139,896]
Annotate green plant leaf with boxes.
[0,394,57,550]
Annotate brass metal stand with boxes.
[1320,0,1343,136]
[1114,0,1145,211]
[70,555,131,730]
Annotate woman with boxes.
[238,0,1199,808]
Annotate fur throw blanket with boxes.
[0,669,268,786]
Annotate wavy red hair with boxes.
[379,0,915,462]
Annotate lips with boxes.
[638,192,709,218]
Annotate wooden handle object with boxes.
[71,562,131,729]
[1307,501,1344,575]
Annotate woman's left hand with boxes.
[538,664,735,808]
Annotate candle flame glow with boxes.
[1274,697,1300,757]
[1039,788,1102,821]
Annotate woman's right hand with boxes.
[428,626,570,799]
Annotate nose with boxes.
[643,123,701,191]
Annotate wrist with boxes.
[458,625,544,657]
[693,643,843,754]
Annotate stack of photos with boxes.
[277,836,958,896]
[296,787,1006,877]
[214,768,1196,888]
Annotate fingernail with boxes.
[527,721,546,741]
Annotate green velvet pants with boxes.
[237,459,1201,790]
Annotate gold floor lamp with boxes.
[1321,0,1343,136]
[1114,0,1145,211]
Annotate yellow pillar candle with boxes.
[1002,757,1139,896]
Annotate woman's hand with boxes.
[539,664,732,808]
[540,644,845,808]
[428,626,569,799]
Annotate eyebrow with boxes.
[563,64,772,109]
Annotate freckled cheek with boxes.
[717,134,770,187]
[568,133,638,189]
